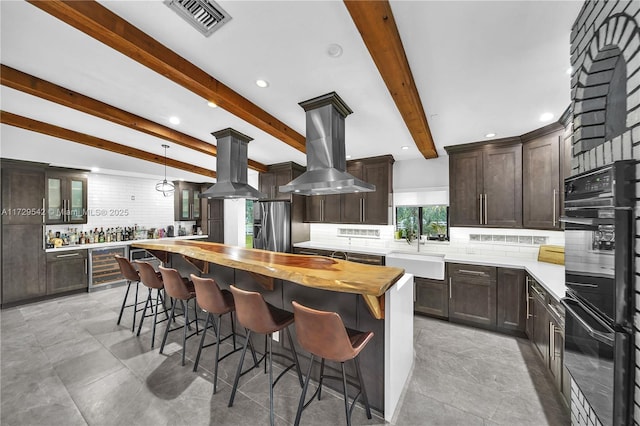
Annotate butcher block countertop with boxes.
[132,240,406,319]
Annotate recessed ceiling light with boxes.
[294,189,300,193]
[91,167,100,172]
[256,79,269,88]
[566,67,573,75]
[401,146,409,150]
[485,133,496,138]
[336,186,343,190]
[327,43,343,58]
[539,112,554,122]
[207,101,218,108]
[169,116,180,125]
[346,155,352,159]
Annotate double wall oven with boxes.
[562,160,635,426]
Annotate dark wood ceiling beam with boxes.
[0,65,268,173]
[344,0,437,159]
[27,0,306,153]
[0,110,216,179]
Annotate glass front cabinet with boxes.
[46,171,88,224]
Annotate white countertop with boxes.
[294,241,566,301]
[45,235,208,253]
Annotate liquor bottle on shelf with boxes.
[98,227,105,243]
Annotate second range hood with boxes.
[279,92,375,196]
[202,128,266,200]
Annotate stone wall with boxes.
[568,1,640,425]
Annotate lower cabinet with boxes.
[1,225,46,305]
[496,268,526,333]
[414,277,448,318]
[46,250,88,295]
[448,263,497,328]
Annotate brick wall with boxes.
[569,1,640,425]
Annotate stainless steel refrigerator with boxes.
[253,200,291,253]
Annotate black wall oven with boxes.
[562,160,635,426]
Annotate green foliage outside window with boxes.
[395,205,449,241]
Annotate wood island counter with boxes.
[132,240,413,420]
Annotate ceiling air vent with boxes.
[164,0,231,37]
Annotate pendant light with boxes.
[155,144,175,197]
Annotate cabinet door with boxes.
[549,319,563,392]
[275,169,293,201]
[532,291,549,364]
[448,264,497,327]
[180,188,191,220]
[259,171,276,200]
[67,177,87,223]
[523,133,561,229]
[2,166,45,225]
[305,196,323,222]
[305,196,341,223]
[496,268,526,333]
[1,225,46,304]
[415,277,448,318]
[483,145,522,228]
[449,151,483,226]
[46,176,65,224]
[341,162,364,223]
[192,189,201,219]
[46,173,87,224]
[363,161,391,225]
[525,280,534,339]
[47,251,88,294]
[206,199,224,243]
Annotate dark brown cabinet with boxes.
[305,195,341,223]
[341,156,394,225]
[496,268,526,333]
[447,140,522,228]
[46,250,88,294]
[448,263,497,328]
[1,160,47,305]
[530,280,550,364]
[174,181,202,221]
[259,162,305,201]
[203,198,224,243]
[522,124,563,229]
[414,277,448,318]
[46,169,88,224]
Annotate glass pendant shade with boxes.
[156,144,175,196]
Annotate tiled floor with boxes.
[1,287,570,425]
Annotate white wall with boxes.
[393,156,449,191]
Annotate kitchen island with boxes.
[131,240,413,420]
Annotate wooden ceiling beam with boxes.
[344,0,438,159]
[0,65,268,173]
[27,0,306,153]
[0,111,216,179]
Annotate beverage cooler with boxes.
[88,245,128,291]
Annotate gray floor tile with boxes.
[0,288,570,425]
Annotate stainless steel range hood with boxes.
[202,128,266,200]
[279,92,375,196]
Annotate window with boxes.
[395,205,449,241]
[245,200,254,248]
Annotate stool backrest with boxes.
[159,266,192,300]
[229,285,277,334]
[115,255,139,282]
[134,261,163,289]
[292,301,356,362]
[191,274,230,314]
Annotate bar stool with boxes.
[228,285,304,426]
[114,255,145,332]
[134,261,169,348]
[190,275,258,394]
[159,266,200,366]
[291,301,373,426]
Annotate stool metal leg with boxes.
[136,289,152,336]
[228,329,252,407]
[285,327,304,387]
[160,299,177,355]
[117,280,132,326]
[213,314,223,394]
[150,289,161,348]
[132,280,139,332]
[354,356,372,419]
[182,300,189,366]
[193,312,211,372]
[294,354,315,426]
[318,358,326,400]
[341,362,351,426]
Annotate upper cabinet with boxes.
[522,124,564,230]
[342,155,394,225]
[174,181,203,221]
[447,139,522,228]
[259,162,305,201]
[46,169,88,224]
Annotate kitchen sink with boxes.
[385,251,445,280]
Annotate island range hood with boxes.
[202,128,266,200]
[278,92,376,196]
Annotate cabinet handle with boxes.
[361,198,365,222]
[526,278,532,319]
[484,193,488,225]
[458,269,487,276]
[552,189,557,227]
[479,194,483,225]
[320,199,324,222]
[449,277,452,298]
[549,322,555,360]
[530,284,545,299]
[84,258,88,274]
[56,253,81,258]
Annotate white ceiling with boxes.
[0,0,583,183]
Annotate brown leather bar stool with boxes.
[134,260,169,348]
[291,301,373,426]
[159,266,200,366]
[114,255,145,332]
[228,285,304,426]
[190,275,258,393]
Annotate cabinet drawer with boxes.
[448,263,496,281]
[46,250,87,262]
